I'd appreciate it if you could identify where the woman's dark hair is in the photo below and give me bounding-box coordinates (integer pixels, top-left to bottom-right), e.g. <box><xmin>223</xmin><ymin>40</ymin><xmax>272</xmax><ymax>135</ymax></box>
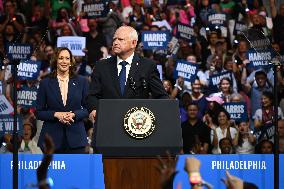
<box><xmin>49</xmin><ymin>47</ymin><xmax>76</xmax><ymax>78</ymax></box>
<box><xmin>219</xmin><ymin>77</ymin><xmax>233</xmax><ymax>94</ymax></box>
<box><xmin>217</xmin><ymin>109</ymin><xmax>231</xmax><ymax>122</ymax></box>
<box><xmin>206</xmin><ymin>101</ymin><xmax>227</xmax><ymax>125</ymax></box>
<box><xmin>23</xmin><ymin>122</ymin><xmax>37</xmax><ymax>139</ymax></box>
<box><xmin>262</xmin><ymin>91</ymin><xmax>274</xmax><ymax>105</ymax></box>
<box><xmin>255</xmin><ymin>139</ymin><xmax>274</xmax><ymax>154</ymax></box>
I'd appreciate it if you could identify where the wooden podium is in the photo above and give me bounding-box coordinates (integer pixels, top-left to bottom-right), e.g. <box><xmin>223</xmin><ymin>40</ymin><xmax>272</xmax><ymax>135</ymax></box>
<box><xmin>103</xmin><ymin>158</ymin><xmax>162</xmax><ymax>189</ymax></box>
<box><xmin>95</xmin><ymin>100</ymin><xmax>182</xmax><ymax>188</ymax></box>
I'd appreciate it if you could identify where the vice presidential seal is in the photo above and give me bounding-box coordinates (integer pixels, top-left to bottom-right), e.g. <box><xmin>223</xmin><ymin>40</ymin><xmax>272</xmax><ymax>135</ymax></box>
<box><xmin>123</xmin><ymin>107</ymin><xmax>156</xmax><ymax>139</ymax></box>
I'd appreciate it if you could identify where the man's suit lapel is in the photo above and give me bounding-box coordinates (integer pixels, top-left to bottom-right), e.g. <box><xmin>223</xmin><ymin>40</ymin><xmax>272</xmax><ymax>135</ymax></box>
<box><xmin>108</xmin><ymin>56</ymin><xmax>121</xmax><ymax>96</ymax></box>
<box><xmin>124</xmin><ymin>54</ymin><xmax>140</xmax><ymax>97</ymax></box>
<box><xmin>48</xmin><ymin>78</ymin><xmax>64</xmax><ymax>107</ymax></box>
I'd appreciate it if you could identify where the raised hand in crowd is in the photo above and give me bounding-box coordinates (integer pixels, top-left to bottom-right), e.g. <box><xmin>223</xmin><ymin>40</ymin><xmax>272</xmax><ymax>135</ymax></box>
<box><xmin>184</xmin><ymin>157</ymin><xmax>203</xmax><ymax>189</ymax></box>
<box><xmin>156</xmin><ymin>152</ymin><xmax>178</xmax><ymax>189</ymax></box>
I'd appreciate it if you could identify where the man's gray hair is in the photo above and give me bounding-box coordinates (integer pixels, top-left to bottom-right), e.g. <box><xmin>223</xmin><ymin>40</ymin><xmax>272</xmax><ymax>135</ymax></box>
<box><xmin>129</xmin><ymin>28</ymin><xmax>138</xmax><ymax>41</ymax></box>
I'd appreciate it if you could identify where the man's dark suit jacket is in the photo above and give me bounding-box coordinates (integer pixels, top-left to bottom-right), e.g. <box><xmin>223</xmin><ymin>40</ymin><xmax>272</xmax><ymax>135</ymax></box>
<box><xmin>36</xmin><ymin>75</ymin><xmax>89</xmax><ymax>151</ymax></box>
<box><xmin>86</xmin><ymin>53</ymin><xmax>168</xmax><ymax>111</ymax></box>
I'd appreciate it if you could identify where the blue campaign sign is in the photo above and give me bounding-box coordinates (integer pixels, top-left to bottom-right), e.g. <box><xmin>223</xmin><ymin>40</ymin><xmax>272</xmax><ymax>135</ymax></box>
<box><xmin>82</xmin><ymin>1</ymin><xmax>109</xmax><ymax>18</ymax></box>
<box><xmin>173</xmin><ymin>60</ymin><xmax>199</xmax><ymax>82</ymax></box>
<box><xmin>18</xmin><ymin>60</ymin><xmax>41</xmax><ymax>80</ymax></box>
<box><xmin>209</xmin><ymin>71</ymin><xmax>232</xmax><ymax>92</ymax></box>
<box><xmin>0</xmin><ymin>154</ymin><xmax>105</xmax><ymax>189</ymax></box>
<box><xmin>6</xmin><ymin>43</ymin><xmax>32</xmax><ymax>61</ymax></box>
<box><xmin>280</xmin><ymin>155</ymin><xmax>284</xmax><ymax>189</ymax></box>
<box><xmin>142</xmin><ymin>31</ymin><xmax>170</xmax><ymax>50</ymax></box>
<box><xmin>247</xmin><ymin>49</ymin><xmax>274</xmax><ymax>69</ymax></box>
<box><xmin>17</xmin><ymin>85</ymin><xmax>38</xmax><ymax>108</ymax></box>
<box><xmin>223</xmin><ymin>102</ymin><xmax>248</xmax><ymax>122</ymax></box>
<box><xmin>0</xmin><ymin>115</ymin><xmax>23</xmax><ymax>136</ymax></box>
<box><xmin>174</xmin><ymin>154</ymin><xmax>274</xmax><ymax>189</ymax></box>
<box><xmin>176</xmin><ymin>23</ymin><xmax>196</xmax><ymax>43</ymax></box>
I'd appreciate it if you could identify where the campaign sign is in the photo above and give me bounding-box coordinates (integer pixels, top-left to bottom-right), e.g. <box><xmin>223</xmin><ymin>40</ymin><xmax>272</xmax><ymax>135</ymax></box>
<box><xmin>208</xmin><ymin>13</ymin><xmax>227</xmax><ymax>26</ymax></box>
<box><xmin>17</xmin><ymin>86</ymin><xmax>38</xmax><ymax>108</ymax></box>
<box><xmin>245</xmin><ymin>28</ymin><xmax>271</xmax><ymax>50</ymax></box>
<box><xmin>174</xmin><ymin>154</ymin><xmax>274</xmax><ymax>189</ymax></box>
<box><xmin>17</xmin><ymin>60</ymin><xmax>41</xmax><ymax>80</ymax></box>
<box><xmin>0</xmin><ymin>114</ymin><xmax>23</xmax><ymax>136</ymax></box>
<box><xmin>57</xmin><ymin>36</ymin><xmax>86</xmax><ymax>56</ymax></box>
<box><xmin>223</xmin><ymin>102</ymin><xmax>248</xmax><ymax>122</ymax></box>
<box><xmin>233</xmin><ymin>21</ymin><xmax>248</xmax><ymax>35</ymax></box>
<box><xmin>280</xmin><ymin>155</ymin><xmax>284</xmax><ymax>189</ymax></box>
<box><xmin>142</xmin><ymin>31</ymin><xmax>170</xmax><ymax>50</ymax></box>
<box><xmin>247</xmin><ymin>49</ymin><xmax>274</xmax><ymax>69</ymax></box>
<box><xmin>173</xmin><ymin>60</ymin><xmax>199</xmax><ymax>82</ymax></box>
<box><xmin>6</xmin><ymin>43</ymin><xmax>32</xmax><ymax>61</ymax></box>
<box><xmin>209</xmin><ymin>71</ymin><xmax>232</xmax><ymax>92</ymax></box>
<box><xmin>0</xmin><ymin>95</ymin><xmax>13</xmax><ymax>115</ymax></box>
<box><xmin>82</xmin><ymin>1</ymin><xmax>109</xmax><ymax>18</ymax></box>
<box><xmin>0</xmin><ymin>154</ymin><xmax>105</xmax><ymax>189</ymax></box>
<box><xmin>176</xmin><ymin>23</ymin><xmax>196</xmax><ymax>43</ymax></box>
<box><xmin>254</xmin><ymin>123</ymin><xmax>275</xmax><ymax>143</ymax></box>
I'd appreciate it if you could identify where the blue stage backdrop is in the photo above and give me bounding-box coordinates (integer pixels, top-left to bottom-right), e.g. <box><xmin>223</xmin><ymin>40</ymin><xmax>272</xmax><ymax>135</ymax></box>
<box><xmin>0</xmin><ymin>154</ymin><xmax>105</xmax><ymax>189</ymax></box>
<box><xmin>280</xmin><ymin>154</ymin><xmax>284</xmax><ymax>189</ymax></box>
<box><xmin>174</xmin><ymin>154</ymin><xmax>274</xmax><ymax>189</ymax></box>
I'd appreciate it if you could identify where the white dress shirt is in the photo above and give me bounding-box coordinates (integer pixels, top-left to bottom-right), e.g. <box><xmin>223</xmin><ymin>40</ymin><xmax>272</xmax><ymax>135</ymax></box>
<box><xmin>117</xmin><ymin>53</ymin><xmax>134</xmax><ymax>84</ymax></box>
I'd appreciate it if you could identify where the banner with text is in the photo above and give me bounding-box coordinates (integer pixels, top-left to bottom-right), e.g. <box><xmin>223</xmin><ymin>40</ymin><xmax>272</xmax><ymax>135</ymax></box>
<box><xmin>57</xmin><ymin>36</ymin><xmax>86</xmax><ymax>56</ymax></box>
<box><xmin>0</xmin><ymin>115</ymin><xmax>23</xmax><ymax>136</ymax></box>
<box><xmin>6</xmin><ymin>43</ymin><xmax>32</xmax><ymax>61</ymax></box>
<box><xmin>223</xmin><ymin>102</ymin><xmax>248</xmax><ymax>122</ymax></box>
<box><xmin>208</xmin><ymin>13</ymin><xmax>227</xmax><ymax>26</ymax></box>
<box><xmin>18</xmin><ymin>60</ymin><xmax>41</xmax><ymax>80</ymax></box>
<box><xmin>247</xmin><ymin>49</ymin><xmax>274</xmax><ymax>69</ymax></box>
<box><xmin>174</xmin><ymin>60</ymin><xmax>199</xmax><ymax>82</ymax></box>
<box><xmin>174</xmin><ymin>154</ymin><xmax>273</xmax><ymax>189</ymax></box>
<box><xmin>0</xmin><ymin>154</ymin><xmax>105</xmax><ymax>189</ymax></box>
<box><xmin>176</xmin><ymin>23</ymin><xmax>196</xmax><ymax>43</ymax></box>
<box><xmin>142</xmin><ymin>31</ymin><xmax>170</xmax><ymax>50</ymax></box>
<box><xmin>0</xmin><ymin>95</ymin><xmax>13</xmax><ymax>115</ymax></box>
<box><xmin>17</xmin><ymin>86</ymin><xmax>38</xmax><ymax>108</ymax></box>
<box><xmin>209</xmin><ymin>71</ymin><xmax>233</xmax><ymax>92</ymax></box>
<box><xmin>82</xmin><ymin>1</ymin><xmax>109</xmax><ymax>18</ymax></box>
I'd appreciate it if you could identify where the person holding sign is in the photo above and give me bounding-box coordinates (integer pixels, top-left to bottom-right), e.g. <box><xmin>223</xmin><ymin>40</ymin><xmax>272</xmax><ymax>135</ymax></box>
<box><xmin>87</xmin><ymin>26</ymin><xmax>168</xmax><ymax>122</ymax></box>
<box><xmin>36</xmin><ymin>47</ymin><xmax>89</xmax><ymax>153</ymax></box>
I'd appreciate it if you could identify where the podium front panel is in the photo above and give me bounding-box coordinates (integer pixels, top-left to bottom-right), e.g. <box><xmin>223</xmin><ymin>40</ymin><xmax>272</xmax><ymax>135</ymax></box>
<box><xmin>95</xmin><ymin>99</ymin><xmax>182</xmax><ymax>156</ymax></box>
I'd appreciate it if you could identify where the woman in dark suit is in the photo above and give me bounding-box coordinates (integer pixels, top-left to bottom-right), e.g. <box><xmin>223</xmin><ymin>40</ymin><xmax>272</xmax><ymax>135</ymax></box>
<box><xmin>36</xmin><ymin>47</ymin><xmax>89</xmax><ymax>153</ymax></box>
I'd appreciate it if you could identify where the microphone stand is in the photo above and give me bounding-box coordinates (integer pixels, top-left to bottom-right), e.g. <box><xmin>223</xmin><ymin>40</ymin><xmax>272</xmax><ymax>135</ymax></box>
<box><xmin>12</xmin><ymin>60</ymin><xmax>20</xmax><ymax>189</ymax></box>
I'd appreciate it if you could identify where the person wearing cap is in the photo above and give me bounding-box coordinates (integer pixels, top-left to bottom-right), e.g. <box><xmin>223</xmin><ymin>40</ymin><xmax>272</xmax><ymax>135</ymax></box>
<box><xmin>203</xmin><ymin>94</ymin><xmax>226</xmax><ymax>129</ymax></box>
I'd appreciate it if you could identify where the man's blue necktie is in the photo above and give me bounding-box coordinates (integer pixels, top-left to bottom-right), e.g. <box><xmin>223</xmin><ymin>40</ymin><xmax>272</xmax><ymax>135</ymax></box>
<box><xmin>119</xmin><ymin>61</ymin><xmax>127</xmax><ymax>95</ymax></box>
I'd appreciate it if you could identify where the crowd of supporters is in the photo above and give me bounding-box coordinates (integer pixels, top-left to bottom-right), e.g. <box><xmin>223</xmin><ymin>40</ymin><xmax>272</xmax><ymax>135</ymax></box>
<box><xmin>0</xmin><ymin>0</ymin><xmax>284</xmax><ymax>154</ymax></box>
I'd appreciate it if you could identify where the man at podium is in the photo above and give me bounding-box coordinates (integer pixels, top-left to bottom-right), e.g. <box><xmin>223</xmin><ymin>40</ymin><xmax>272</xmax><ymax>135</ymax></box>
<box><xmin>87</xmin><ymin>26</ymin><xmax>168</xmax><ymax>122</ymax></box>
